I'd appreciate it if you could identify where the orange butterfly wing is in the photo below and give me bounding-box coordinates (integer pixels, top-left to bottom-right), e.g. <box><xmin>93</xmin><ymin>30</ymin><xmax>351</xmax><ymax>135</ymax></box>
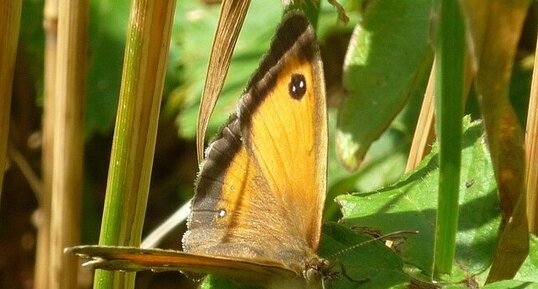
<box><xmin>183</xmin><ymin>13</ymin><xmax>327</xmax><ymax>274</ymax></box>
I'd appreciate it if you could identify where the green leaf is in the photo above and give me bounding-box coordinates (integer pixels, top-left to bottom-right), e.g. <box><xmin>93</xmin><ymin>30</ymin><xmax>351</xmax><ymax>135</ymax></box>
<box><xmin>336</xmin><ymin>0</ymin><xmax>433</xmax><ymax>170</ymax></box>
<box><xmin>325</xmin><ymin>74</ymin><xmax>427</xmax><ymax>221</ymax></box>
<box><xmin>318</xmin><ymin>223</ymin><xmax>410</xmax><ymax>289</ymax></box>
<box><xmin>337</xmin><ymin>118</ymin><xmax>500</xmax><ymax>283</ymax></box>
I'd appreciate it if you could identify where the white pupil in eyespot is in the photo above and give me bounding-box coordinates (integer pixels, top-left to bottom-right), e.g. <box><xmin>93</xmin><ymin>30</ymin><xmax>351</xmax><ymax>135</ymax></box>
<box><xmin>292</xmin><ymin>80</ymin><xmax>305</xmax><ymax>92</ymax></box>
<box><xmin>217</xmin><ymin>209</ymin><xmax>226</xmax><ymax>218</ymax></box>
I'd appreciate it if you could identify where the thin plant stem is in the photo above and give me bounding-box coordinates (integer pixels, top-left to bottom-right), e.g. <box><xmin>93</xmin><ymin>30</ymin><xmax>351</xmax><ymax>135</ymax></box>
<box><xmin>432</xmin><ymin>0</ymin><xmax>465</xmax><ymax>276</ymax></box>
<box><xmin>49</xmin><ymin>0</ymin><xmax>88</xmax><ymax>288</ymax></box>
<box><xmin>93</xmin><ymin>1</ymin><xmax>177</xmax><ymax>288</ymax></box>
<box><xmin>406</xmin><ymin>60</ymin><xmax>436</xmax><ymax>172</ymax></box>
<box><xmin>35</xmin><ymin>0</ymin><xmax>58</xmax><ymax>288</ymax></box>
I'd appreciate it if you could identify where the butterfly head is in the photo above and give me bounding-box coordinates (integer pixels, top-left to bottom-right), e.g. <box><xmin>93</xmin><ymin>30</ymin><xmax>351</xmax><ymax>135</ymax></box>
<box><xmin>303</xmin><ymin>257</ymin><xmax>337</xmax><ymax>285</ymax></box>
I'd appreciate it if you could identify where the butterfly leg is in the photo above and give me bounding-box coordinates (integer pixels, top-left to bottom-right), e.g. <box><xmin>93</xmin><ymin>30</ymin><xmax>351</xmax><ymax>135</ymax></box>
<box><xmin>337</xmin><ymin>261</ymin><xmax>369</xmax><ymax>285</ymax></box>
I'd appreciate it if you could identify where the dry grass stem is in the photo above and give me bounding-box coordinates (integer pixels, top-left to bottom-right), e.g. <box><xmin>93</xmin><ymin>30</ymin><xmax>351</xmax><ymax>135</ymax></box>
<box><xmin>34</xmin><ymin>1</ymin><xmax>58</xmax><ymax>288</ymax></box>
<box><xmin>48</xmin><ymin>0</ymin><xmax>88</xmax><ymax>288</ymax></box>
<box><xmin>406</xmin><ymin>60</ymin><xmax>436</xmax><ymax>172</ymax></box>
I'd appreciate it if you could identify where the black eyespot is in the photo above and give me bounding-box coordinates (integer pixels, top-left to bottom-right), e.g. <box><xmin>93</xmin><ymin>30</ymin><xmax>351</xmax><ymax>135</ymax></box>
<box><xmin>288</xmin><ymin>73</ymin><xmax>307</xmax><ymax>100</ymax></box>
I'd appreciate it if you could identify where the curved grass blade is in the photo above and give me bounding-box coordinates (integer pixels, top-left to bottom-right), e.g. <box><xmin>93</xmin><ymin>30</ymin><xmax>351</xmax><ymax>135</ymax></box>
<box><xmin>525</xmin><ymin>33</ymin><xmax>538</xmax><ymax>234</ymax></box>
<box><xmin>196</xmin><ymin>0</ymin><xmax>251</xmax><ymax>163</ymax></box>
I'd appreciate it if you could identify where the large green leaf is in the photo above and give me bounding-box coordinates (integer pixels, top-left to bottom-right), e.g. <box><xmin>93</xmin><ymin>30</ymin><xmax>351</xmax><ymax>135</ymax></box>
<box><xmin>336</xmin><ymin>0</ymin><xmax>433</xmax><ymax>171</ymax></box>
<box><xmin>337</xmin><ymin>118</ymin><xmax>500</xmax><ymax>283</ymax></box>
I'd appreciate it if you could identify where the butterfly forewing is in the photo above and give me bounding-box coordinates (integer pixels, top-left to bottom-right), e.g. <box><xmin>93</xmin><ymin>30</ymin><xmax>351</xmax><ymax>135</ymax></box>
<box><xmin>240</xmin><ymin>22</ymin><xmax>327</xmax><ymax>253</ymax></box>
<box><xmin>184</xmin><ymin>14</ymin><xmax>327</xmax><ymax>273</ymax></box>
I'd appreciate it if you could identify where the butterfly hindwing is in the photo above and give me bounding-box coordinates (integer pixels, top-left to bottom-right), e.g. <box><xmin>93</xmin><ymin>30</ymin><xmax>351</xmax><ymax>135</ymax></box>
<box><xmin>66</xmin><ymin>245</ymin><xmax>296</xmax><ymax>283</ymax></box>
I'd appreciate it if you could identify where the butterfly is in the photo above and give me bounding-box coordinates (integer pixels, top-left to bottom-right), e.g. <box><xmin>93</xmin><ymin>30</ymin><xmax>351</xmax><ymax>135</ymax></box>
<box><xmin>68</xmin><ymin>12</ymin><xmax>330</xmax><ymax>289</ymax></box>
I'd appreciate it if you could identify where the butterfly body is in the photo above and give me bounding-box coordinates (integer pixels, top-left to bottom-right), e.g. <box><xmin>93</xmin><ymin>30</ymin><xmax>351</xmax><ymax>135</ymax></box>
<box><xmin>68</xmin><ymin>12</ymin><xmax>328</xmax><ymax>289</ymax></box>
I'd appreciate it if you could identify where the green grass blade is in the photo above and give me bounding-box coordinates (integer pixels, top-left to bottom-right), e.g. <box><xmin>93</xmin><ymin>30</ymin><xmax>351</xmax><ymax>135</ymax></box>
<box><xmin>93</xmin><ymin>1</ymin><xmax>177</xmax><ymax>288</ymax></box>
<box><xmin>433</xmin><ymin>0</ymin><xmax>465</xmax><ymax>277</ymax></box>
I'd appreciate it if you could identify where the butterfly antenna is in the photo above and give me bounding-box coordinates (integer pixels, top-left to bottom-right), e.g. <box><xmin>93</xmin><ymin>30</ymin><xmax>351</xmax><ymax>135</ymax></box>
<box><xmin>327</xmin><ymin>230</ymin><xmax>419</xmax><ymax>259</ymax></box>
